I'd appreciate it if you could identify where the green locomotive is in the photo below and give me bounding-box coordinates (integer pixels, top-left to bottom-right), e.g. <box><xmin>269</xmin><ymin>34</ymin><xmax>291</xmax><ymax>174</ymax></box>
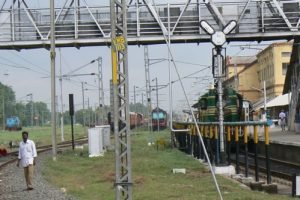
<box><xmin>193</xmin><ymin>87</ymin><xmax>244</xmax><ymax>122</ymax></box>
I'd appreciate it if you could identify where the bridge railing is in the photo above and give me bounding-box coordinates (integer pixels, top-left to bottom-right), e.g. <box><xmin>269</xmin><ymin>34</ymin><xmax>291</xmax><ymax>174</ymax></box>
<box><xmin>172</xmin><ymin>120</ymin><xmax>272</xmax><ymax>184</ymax></box>
<box><xmin>0</xmin><ymin>1</ymin><xmax>300</xmax><ymax>45</ymax></box>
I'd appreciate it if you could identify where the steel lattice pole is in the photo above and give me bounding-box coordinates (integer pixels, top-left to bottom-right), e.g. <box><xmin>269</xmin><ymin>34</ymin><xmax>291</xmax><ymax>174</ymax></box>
<box><xmin>110</xmin><ymin>0</ymin><xmax>132</xmax><ymax>199</ymax></box>
<box><xmin>144</xmin><ymin>46</ymin><xmax>152</xmax><ymax>133</ymax></box>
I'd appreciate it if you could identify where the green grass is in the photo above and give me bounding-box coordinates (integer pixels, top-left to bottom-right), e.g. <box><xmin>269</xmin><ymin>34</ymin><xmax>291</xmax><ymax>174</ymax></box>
<box><xmin>42</xmin><ymin>129</ymin><xmax>293</xmax><ymax>200</ymax></box>
<box><xmin>0</xmin><ymin>125</ymin><xmax>87</xmax><ymax>150</ymax></box>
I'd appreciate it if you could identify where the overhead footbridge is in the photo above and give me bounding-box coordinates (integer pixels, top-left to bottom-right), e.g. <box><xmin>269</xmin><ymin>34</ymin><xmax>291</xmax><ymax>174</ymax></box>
<box><xmin>1</xmin><ymin>0</ymin><xmax>300</xmax><ymax>49</ymax></box>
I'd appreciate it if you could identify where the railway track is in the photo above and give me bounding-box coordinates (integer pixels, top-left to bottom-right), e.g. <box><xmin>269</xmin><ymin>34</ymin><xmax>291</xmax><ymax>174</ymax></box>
<box><xmin>231</xmin><ymin>152</ymin><xmax>300</xmax><ymax>182</ymax></box>
<box><xmin>0</xmin><ymin>137</ymin><xmax>88</xmax><ymax>170</ymax></box>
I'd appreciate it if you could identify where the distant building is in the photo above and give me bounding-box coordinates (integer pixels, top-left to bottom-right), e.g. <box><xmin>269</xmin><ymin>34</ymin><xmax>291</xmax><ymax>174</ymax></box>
<box><xmin>224</xmin><ymin>42</ymin><xmax>292</xmax><ymax>106</ymax></box>
<box><xmin>224</xmin><ymin>56</ymin><xmax>259</xmax><ymax>102</ymax></box>
<box><xmin>257</xmin><ymin>42</ymin><xmax>292</xmax><ymax>99</ymax></box>
<box><xmin>225</xmin><ymin>56</ymin><xmax>256</xmax><ymax>80</ymax></box>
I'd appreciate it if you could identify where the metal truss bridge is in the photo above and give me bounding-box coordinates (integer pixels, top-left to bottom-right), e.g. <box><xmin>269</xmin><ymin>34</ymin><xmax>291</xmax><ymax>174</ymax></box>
<box><xmin>2</xmin><ymin>1</ymin><xmax>300</xmax><ymax>199</ymax></box>
<box><xmin>1</xmin><ymin>0</ymin><xmax>300</xmax><ymax>49</ymax></box>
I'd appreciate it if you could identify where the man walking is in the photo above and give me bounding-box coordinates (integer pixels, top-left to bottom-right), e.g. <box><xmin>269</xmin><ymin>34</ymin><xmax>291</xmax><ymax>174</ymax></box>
<box><xmin>17</xmin><ymin>131</ymin><xmax>37</xmax><ymax>190</ymax></box>
<box><xmin>279</xmin><ymin>110</ymin><xmax>286</xmax><ymax>131</ymax></box>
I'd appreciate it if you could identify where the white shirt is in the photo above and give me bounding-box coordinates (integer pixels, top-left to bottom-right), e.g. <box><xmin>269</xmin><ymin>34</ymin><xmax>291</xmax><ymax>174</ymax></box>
<box><xmin>279</xmin><ymin>112</ymin><xmax>286</xmax><ymax>120</ymax></box>
<box><xmin>18</xmin><ymin>139</ymin><xmax>37</xmax><ymax>167</ymax></box>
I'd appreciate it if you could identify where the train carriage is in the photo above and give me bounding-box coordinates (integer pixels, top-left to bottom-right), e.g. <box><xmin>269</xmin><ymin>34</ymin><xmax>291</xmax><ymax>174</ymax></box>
<box><xmin>151</xmin><ymin>107</ymin><xmax>168</xmax><ymax>131</ymax></box>
<box><xmin>5</xmin><ymin>116</ymin><xmax>22</xmax><ymax>131</ymax></box>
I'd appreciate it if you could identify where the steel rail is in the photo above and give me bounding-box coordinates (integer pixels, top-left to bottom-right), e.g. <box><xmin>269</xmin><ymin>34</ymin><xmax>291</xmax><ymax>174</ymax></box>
<box><xmin>0</xmin><ymin>137</ymin><xmax>88</xmax><ymax>170</ymax></box>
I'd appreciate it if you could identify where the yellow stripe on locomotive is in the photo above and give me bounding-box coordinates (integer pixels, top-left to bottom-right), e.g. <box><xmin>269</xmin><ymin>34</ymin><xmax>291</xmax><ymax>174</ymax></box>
<box><xmin>193</xmin><ymin>87</ymin><xmax>246</xmax><ymax>122</ymax></box>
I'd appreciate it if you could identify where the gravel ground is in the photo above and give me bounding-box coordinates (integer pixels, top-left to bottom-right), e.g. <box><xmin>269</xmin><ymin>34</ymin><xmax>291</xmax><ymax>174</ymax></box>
<box><xmin>0</xmin><ymin>153</ymin><xmax>77</xmax><ymax>200</ymax></box>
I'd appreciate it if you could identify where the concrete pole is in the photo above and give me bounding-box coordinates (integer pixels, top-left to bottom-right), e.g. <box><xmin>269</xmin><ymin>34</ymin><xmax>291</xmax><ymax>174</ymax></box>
<box><xmin>31</xmin><ymin>94</ymin><xmax>33</xmax><ymax>127</ymax></box>
<box><xmin>134</xmin><ymin>86</ymin><xmax>138</xmax><ymax>128</ymax></box>
<box><xmin>97</xmin><ymin>57</ymin><xmax>104</xmax><ymax>125</ymax></box>
<box><xmin>263</xmin><ymin>80</ymin><xmax>267</xmax><ymax>118</ymax></box>
<box><xmin>50</xmin><ymin>0</ymin><xmax>57</xmax><ymax>160</ymax></box>
<box><xmin>88</xmin><ymin>97</ymin><xmax>90</xmax><ymax>127</ymax></box>
<box><xmin>217</xmin><ymin>48</ymin><xmax>225</xmax><ymax>163</ymax></box>
<box><xmin>2</xmin><ymin>91</ymin><xmax>4</xmax><ymax>130</ymax></box>
<box><xmin>134</xmin><ymin>86</ymin><xmax>136</xmax><ymax>106</ymax></box>
<box><xmin>97</xmin><ymin>59</ymin><xmax>101</xmax><ymax>125</ymax></box>
<box><xmin>155</xmin><ymin>78</ymin><xmax>159</xmax><ymax>132</ymax></box>
<box><xmin>144</xmin><ymin>46</ymin><xmax>152</xmax><ymax>133</ymax></box>
<box><xmin>59</xmin><ymin>48</ymin><xmax>64</xmax><ymax>141</ymax></box>
<box><xmin>81</xmin><ymin>82</ymin><xmax>86</xmax><ymax>126</ymax></box>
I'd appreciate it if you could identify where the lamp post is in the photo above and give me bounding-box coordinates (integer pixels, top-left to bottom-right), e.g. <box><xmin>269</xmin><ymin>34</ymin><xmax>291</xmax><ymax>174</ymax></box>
<box><xmin>200</xmin><ymin>20</ymin><xmax>237</xmax><ymax>164</ymax></box>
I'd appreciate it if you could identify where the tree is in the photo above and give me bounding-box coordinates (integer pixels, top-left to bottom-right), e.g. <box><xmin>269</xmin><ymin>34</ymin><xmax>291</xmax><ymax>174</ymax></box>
<box><xmin>129</xmin><ymin>102</ymin><xmax>147</xmax><ymax>115</ymax></box>
<box><xmin>0</xmin><ymin>83</ymin><xmax>16</xmax><ymax>128</ymax></box>
<box><xmin>33</xmin><ymin>102</ymin><xmax>50</xmax><ymax>126</ymax></box>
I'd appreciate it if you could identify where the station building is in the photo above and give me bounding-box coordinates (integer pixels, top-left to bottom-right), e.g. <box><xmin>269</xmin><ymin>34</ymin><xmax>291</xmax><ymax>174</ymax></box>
<box><xmin>224</xmin><ymin>42</ymin><xmax>293</xmax><ymax>119</ymax></box>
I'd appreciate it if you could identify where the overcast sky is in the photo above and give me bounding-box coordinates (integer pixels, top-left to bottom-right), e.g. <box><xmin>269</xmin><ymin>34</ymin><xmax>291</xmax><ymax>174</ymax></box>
<box><xmin>0</xmin><ymin>0</ymin><xmax>269</xmax><ymax>114</ymax></box>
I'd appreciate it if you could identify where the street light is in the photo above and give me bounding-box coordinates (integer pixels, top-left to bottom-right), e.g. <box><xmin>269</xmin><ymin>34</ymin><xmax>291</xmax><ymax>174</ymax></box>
<box><xmin>200</xmin><ymin>20</ymin><xmax>237</xmax><ymax>165</ymax></box>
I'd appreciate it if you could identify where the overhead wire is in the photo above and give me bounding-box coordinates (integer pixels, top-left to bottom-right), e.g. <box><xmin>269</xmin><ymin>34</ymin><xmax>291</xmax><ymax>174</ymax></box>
<box><xmin>0</xmin><ymin>62</ymin><xmax>49</xmax><ymax>76</ymax></box>
<box><xmin>64</xmin><ymin>56</ymin><xmax>99</xmax><ymax>76</ymax></box>
<box><xmin>10</xmin><ymin>51</ymin><xmax>50</xmax><ymax>74</ymax></box>
<box><xmin>0</xmin><ymin>52</ymin><xmax>51</xmax><ymax>76</ymax></box>
<box><xmin>164</xmin><ymin>41</ymin><xmax>224</xmax><ymax>200</ymax></box>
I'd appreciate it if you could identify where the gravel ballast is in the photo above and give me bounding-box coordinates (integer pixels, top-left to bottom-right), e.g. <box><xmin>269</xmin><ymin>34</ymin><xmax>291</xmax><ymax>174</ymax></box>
<box><xmin>0</xmin><ymin>154</ymin><xmax>77</xmax><ymax>200</ymax></box>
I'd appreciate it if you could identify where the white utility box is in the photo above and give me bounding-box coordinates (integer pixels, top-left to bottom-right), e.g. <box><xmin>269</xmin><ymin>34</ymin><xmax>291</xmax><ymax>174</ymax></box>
<box><xmin>95</xmin><ymin>125</ymin><xmax>111</xmax><ymax>149</ymax></box>
<box><xmin>88</xmin><ymin>128</ymin><xmax>104</xmax><ymax>157</ymax></box>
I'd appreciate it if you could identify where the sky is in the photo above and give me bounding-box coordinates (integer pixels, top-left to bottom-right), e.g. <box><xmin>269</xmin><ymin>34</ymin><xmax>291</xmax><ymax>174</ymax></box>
<box><xmin>0</xmin><ymin>0</ymin><xmax>270</xmax><ymax>115</ymax></box>
<box><xmin>0</xmin><ymin>38</ymin><xmax>264</xmax><ymax>114</ymax></box>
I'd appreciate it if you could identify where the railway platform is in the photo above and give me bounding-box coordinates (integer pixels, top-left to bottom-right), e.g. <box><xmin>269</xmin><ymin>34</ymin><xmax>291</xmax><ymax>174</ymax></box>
<box><xmin>258</xmin><ymin>125</ymin><xmax>300</xmax><ymax>168</ymax></box>
<box><xmin>264</xmin><ymin>126</ymin><xmax>300</xmax><ymax>146</ymax></box>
